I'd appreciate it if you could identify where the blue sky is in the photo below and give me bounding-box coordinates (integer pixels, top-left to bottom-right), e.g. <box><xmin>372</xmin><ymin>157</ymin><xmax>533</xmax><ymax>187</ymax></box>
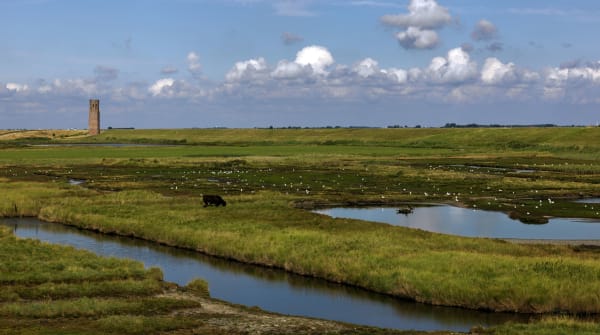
<box><xmin>1</xmin><ymin>0</ymin><xmax>600</xmax><ymax>129</ymax></box>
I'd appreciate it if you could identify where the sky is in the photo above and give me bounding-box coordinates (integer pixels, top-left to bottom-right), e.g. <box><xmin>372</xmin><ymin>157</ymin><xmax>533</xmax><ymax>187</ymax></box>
<box><xmin>1</xmin><ymin>0</ymin><xmax>600</xmax><ymax>129</ymax></box>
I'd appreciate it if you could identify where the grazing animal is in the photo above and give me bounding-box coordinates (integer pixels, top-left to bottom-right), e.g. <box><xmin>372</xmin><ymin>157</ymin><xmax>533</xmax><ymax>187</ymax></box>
<box><xmin>203</xmin><ymin>194</ymin><xmax>227</xmax><ymax>207</ymax></box>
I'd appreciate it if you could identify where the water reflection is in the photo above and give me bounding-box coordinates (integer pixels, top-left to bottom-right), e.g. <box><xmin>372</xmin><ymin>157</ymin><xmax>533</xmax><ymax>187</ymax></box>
<box><xmin>68</xmin><ymin>179</ymin><xmax>86</xmax><ymax>185</ymax></box>
<box><xmin>315</xmin><ymin>206</ymin><xmax>600</xmax><ymax>240</ymax></box>
<box><xmin>575</xmin><ymin>198</ymin><xmax>600</xmax><ymax>204</ymax></box>
<box><xmin>1</xmin><ymin>217</ymin><xmax>528</xmax><ymax>332</ymax></box>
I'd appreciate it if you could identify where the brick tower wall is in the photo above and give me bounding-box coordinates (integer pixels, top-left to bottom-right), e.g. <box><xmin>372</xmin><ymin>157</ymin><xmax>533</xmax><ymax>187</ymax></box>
<box><xmin>88</xmin><ymin>99</ymin><xmax>100</xmax><ymax>135</ymax></box>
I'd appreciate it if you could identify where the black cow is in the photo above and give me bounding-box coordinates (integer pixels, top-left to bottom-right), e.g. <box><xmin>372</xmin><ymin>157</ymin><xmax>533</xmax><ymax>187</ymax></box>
<box><xmin>203</xmin><ymin>194</ymin><xmax>227</xmax><ymax>207</ymax></box>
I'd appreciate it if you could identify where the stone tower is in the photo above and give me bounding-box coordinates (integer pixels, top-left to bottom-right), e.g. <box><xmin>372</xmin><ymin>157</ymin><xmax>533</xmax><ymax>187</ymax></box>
<box><xmin>88</xmin><ymin>99</ymin><xmax>100</xmax><ymax>135</ymax></box>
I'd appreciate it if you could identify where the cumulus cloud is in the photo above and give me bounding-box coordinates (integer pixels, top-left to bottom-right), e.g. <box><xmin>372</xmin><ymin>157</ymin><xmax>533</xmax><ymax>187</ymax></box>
<box><xmin>426</xmin><ymin>47</ymin><xmax>478</xmax><ymax>83</ymax></box>
<box><xmin>293</xmin><ymin>45</ymin><xmax>335</xmax><ymax>75</ymax></box>
<box><xmin>187</xmin><ymin>52</ymin><xmax>202</xmax><ymax>75</ymax></box>
<box><xmin>381</xmin><ymin>0</ymin><xmax>452</xmax><ymax>50</ymax></box>
<box><xmin>347</xmin><ymin>58</ymin><xmax>411</xmax><ymax>85</ymax></box>
<box><xmin>545</xmin><ymin>65</ymin><xmax>600</xmax><ymax>85</ymax></box>
<box><xmin>353</xmin><ymin>58</ymin><xmax>380</xmax><ymax>78</ymax></box>
<box><xmin>481</xmin><ymin>58</ymin><xmax>516</xmax><ymax>85</ymax></box>
<box><xmin>281</xmin><ymin>32</ymin><xmax>304</xmax><ymax>45</ymax></box>
<box><xmin>225</xmin><ymin>57</ymin><xmax>268</xmax><ymax>82</ymax></box>
<box><xmin>471</xmin><ymin>19</ymin><xmax>498</xmax><ymax>41</ymax></box>
<box><xmin>380</xmin><ymin>0</ymin><xmax>452</xmax><ymax>29</ymax></box>
<box><xmin>396</xmin><ymin>26</ymin><xmax>439</xmax><ymax>49</ymax></box>
<box><xmin>8</xmin><ymin>40</ymin><xmax>600</xmax><ymax>125</ymax></box>
<box><xmin>149</xmin><ymin>78</ymin><xmax>175</xmax><ymax>96</ymax></box>
<box><xmin>540</xmin><ymin>63</ymin><xmax>600</xmax><ymax>101</ymax></box>
<box><xmin>6</xmin><ymin>83</ymin><xmax>29</xmax><ymax>92</ymax></box>
<box><xmin>224</xmin><ymin>47</ymin><xmax>336</xmax><ymax>90</ymax></box>
<box><xmin>51</xmin><ymin>78</ymin><xmax>98</xmax><ymax>95</ymax></box>
<box><xmin>385</xmin><ymin>68</ymin><xmax>409</xmax><ymax>84</ymax></box>
<box><xmin>147</xmin><ymin>78</ymin><xmax>206</xmax><ymax>98</ymax></box>
<box><xmin>271</xmin><ymin>60</ymin><xmax>310</xmax><ymax>79</ymax></box>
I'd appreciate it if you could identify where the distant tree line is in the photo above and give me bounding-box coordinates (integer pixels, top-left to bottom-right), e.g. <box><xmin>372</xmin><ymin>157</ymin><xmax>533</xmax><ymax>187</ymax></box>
<box><xmin>442</xmin><ymin>123</ymin><xmax>558</xmax><ymax>128</ymax></box>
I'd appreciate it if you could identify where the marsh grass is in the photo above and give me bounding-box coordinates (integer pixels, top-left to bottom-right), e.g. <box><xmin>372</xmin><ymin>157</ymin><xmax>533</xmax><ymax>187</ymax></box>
<box><xmin>480</xmin><ymin>316</ymin><xmax>600</xmax><ymax>335</ymax></box>
<box><xmin>0</xmin><ymin>225</ymin><xmax>210</xmax><ymax>334</ymax></box>
<box><xmin>0</xmin><ymin>296</ymin><xmax>200</xmax><ymax>318</ymax></box>
<box><xmin>28</xmin><ymin>188</ymin><xmax>600</xmax><ymax>313</ymax></box>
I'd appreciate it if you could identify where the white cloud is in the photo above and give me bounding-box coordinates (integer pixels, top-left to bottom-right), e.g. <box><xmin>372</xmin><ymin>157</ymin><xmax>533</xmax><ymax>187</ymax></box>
<box><xmin>380</xmin><ymin>0</ymin><xmax>451</xmax><ymax>29</ymax></box>
<box><xmin>471</xmin><ymin>19</ymin><xmax>498</xmax><ymax>41</ymax></box>
<box><xmin>149</xmin><ymin>78</ymin><xmax>175</xmax><ymax>96</ymax></box>
<box><xmin>7</xmin><ymin>40</ymin><xmax>600</xmax><ymax>125</ymax></box>
<box><xmin>225</xmin><ymin>57</ymin><xmax>268</xmax><ymax>82</ymax></box>
<box><xmin>271</xmin><ymin>60</ymin><xmax>309</xmax><ymax>79</ymax></box>
<box><xmin>542</xmin><ymin>64</ymin><xmax>600</xmax><ymax>101</ymax></box>
<box><xmin>385</xmin><ymin>68</ymin><xmax>409</xmax><ymax>84</ymax></box>
<box><xmin>187</xmin><ymin>52</ymin><xmax>202</xmax><ymax>75</ymax></box>
<box><xmin>353</xmin><ymin>58</ymin><xmax>380</xmax><ymax>78</ymax></box>
<box><xmin>352</xmin><ymin>58</ymin><xmax>409</xmax><ymax>84</ymax></box>
<box><xmin>37</xmin><ymin>84</ymin><xmax>52</xmax><ymax>94</ymax></box>
<box><xmin>6</xmin><ymin>83</ymin><xmax>29</xmax><ymax>92</ymax></box>
<box><xmin>545</xmin><ymin>66</ymin><xmax>600</xmax><ymax>86</ymax></box>
<box><xmin>426</xmin><ymin>47</ymin><xmax>478</xmax><ymax>83</ymax></box>
<box><xmin>52</xmin><ymin>78</ymin><xmax>97</xmax><ymax>95</ymax></box>
<box><xmin>396</xmin><ymin>27</ymin><xmax>439</xmax><ymax>49</ymax></box>
<box><xmin>381</xmin><ymin>0</ymin><xmax>452</xmax><ymax>50</ymax></box>
<box><xmin>272</xmin><ymin>45</ymin><xmax>335</xmax><ymax>78</ymax></box>
<box><xmin>481</xmin><ymin>58</ymin><xmax>516</xmax><ymax>85</ymax></box>
<box><xmin>294</xmin><ymin>45</ymin><xmax>335</xmax><ymax>75</ymax></box>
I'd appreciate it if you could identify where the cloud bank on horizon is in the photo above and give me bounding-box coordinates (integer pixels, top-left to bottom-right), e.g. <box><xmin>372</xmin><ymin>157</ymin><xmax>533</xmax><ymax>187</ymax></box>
<box><xmin>1</xmin><ymin>0</ymin><xmax>600</xmax><ymax>128</ymax></box>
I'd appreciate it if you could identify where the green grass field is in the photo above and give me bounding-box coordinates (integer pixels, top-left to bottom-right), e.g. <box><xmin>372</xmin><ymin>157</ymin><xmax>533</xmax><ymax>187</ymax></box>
<box><xmin>2</xmin><ymin>127</ymin><xmax>600</xmax><ymax>334</ymax></box>
<box><xmin>0</xmin><ymin>225</ymin><xmax>207</xmax><ymax>334</ymax></box>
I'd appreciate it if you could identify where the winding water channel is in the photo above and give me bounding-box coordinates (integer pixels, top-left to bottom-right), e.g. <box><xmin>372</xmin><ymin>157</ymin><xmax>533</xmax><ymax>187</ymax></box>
<box><xmin>315</xmin><ymin>205</ymin><xmax>600</xmax><ymax>240</ymax></box>
<box><xmin>1</xmin><ymin>217</ymin><xmax>528</xmax><ymax>332</ymax></box>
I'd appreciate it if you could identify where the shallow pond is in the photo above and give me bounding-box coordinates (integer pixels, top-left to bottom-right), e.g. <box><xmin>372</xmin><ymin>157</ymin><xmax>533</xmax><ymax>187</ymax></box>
<box><xmin>575</xmin><ymin>198</ymin><xmax>600</xmax><ymax>204</ymax></box>
<box><xmin>1</xmin><ymin>217</ymin><xmax>528</xmax><ymax>332</ymax></box>
<box><xmin>314</xmin><ymin>205</ymin><xmax>600</xmax><ymax>240</ymax></box>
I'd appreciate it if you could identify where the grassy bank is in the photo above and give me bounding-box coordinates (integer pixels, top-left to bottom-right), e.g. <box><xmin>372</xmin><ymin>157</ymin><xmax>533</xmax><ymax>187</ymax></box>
<box><xmin>0</xmin><ymin>224</ymin><xmax>420</xmax><ymax>335</ymax></box>
<box><xmin>78</xmin><ymin>127</ymin><xmax>600</xmax><ymax>152</ymax></box>
<box><xmin>476</xmin><ymin>317</ymin><xmax>600</xmax><ymax>335</ymax></box>
<box><xmin>0</xmin><ymin>225</ymin><xmax>205</xmax><ymax>334</ymax></box>
<box><xmin>27</xmin><ymin>188</ymin><xmax>600</xmax><ymax>314</ymax></box>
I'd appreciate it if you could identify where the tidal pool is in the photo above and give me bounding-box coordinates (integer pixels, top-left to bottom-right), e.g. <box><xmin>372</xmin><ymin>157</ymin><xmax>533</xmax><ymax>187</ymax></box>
<box><xmin>314</xmin><ymin>205</ymin><xmax>600</xmax><ymax>240</ymax></box>
<box><xmin>1</xmin><ymin>217</ymin><xmax>528</xmax><ymax>332</ymax></box>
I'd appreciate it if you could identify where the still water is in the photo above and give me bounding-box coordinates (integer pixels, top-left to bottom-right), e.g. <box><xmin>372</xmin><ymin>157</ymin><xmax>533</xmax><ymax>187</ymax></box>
<box><xmin>1</xmin><ymin>217</ymin><xmax>528</xmax><ymax>332</ymax></box>
<box><xmin>575</xmin><ymin>198</ymin><xmax>600</xmax><ymax>204</ymax></box>
<box><xmin>314</xmin><ymin>205</ymin><xmax>600</xmax><ymax>240</ymax></box>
